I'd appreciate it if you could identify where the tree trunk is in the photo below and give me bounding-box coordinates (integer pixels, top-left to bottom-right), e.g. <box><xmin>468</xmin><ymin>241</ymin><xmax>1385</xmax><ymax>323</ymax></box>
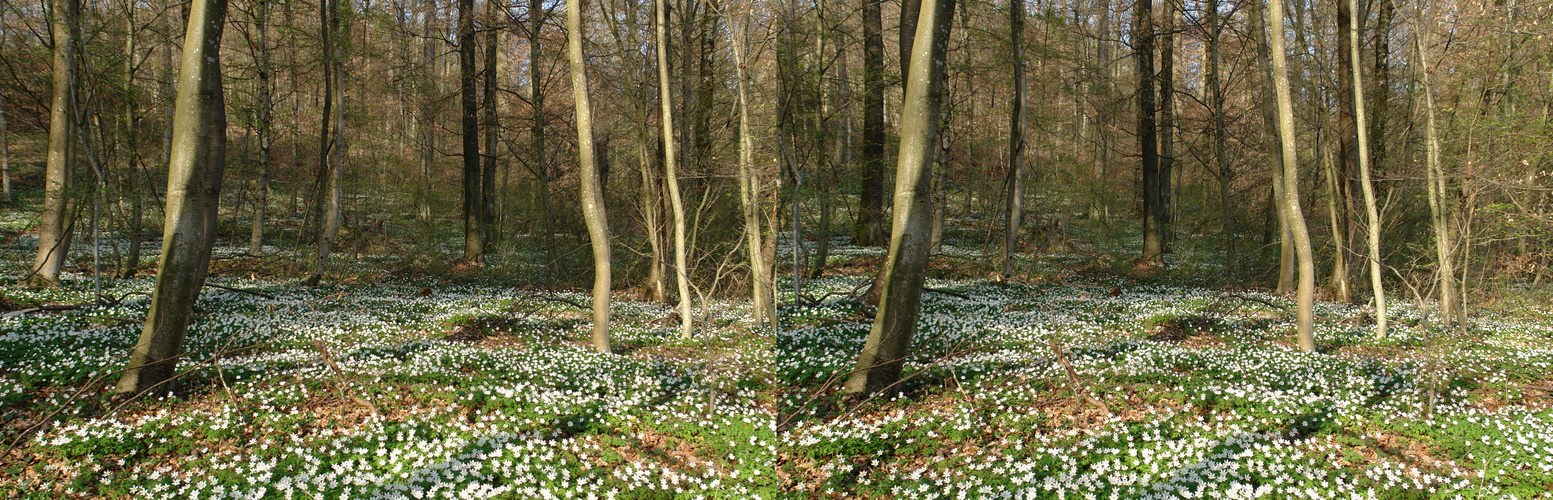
<box><xmin>30</xmin><ymin>0</ymin><xmax>81</xmax><ymax>288</ymax></box>
<box><xmin>460</xmin><ymin>0</ymin><xmax>485</xmax><ymax>264</ymax></box>
<box><xmin>730</xmin><ymin>10</ymin><xmax>775</xmax><ymax>328</ymax></box>
<box><xmin>1207</xmin><ymin>0</ymin><xmax>1234</xmax><ymax>274</ymax></box>
<box><xmin>1002</xmin><ymin>0</ymin><xmax>1025</xmax><ymax>278</ymax></box>
<box><xmin>417</xmin><ymin>0</ymin><xmax>438</xmax><ymax>223</ymax></box>
<box><xmin>1414</xmin><ymin>24</ymin><xmax>1462</xmax><ymax>327</ymax></box>
<box><xmin>249</xmin><ymin>0</ymin><xmax>272</xmax><ymax>255</ymax></box>
<box><xmin>844</xmin><ymin>0</ymin><xmax>954</xmax><ymax>396</ymax></box>
<box><xmin>1332</xmin><ymin>0</ymin><xmax>1358</xmax><ymax>304</ymax></box>
<box><xmin>1134</xmin><ymin>0</ymin><xmax>1162</xmax><ymax>266</ymax></box>
<box><xmin>0</xmin><ymin>3</ymin><xmax>9</xmax><ymax>203</ymax></box>
<box><xmin>482</xmin><ymin>0</ymin><xmax>501</xmax><ymax>249</ymax></box>
<box><xmin>532</xmin><ymin>0</ymin><xmax>556</xmax><ymax>279</ymax></box>
<box><xmin>1350</xmin><ymin>0</ymin><xmax>1386</xmax><ymax>337</ymax></box>
<box><xmin>657</xmin><ymin>0</ymin><xmax>693</xmax><ymax>338</ymax></box>
<box><xmin>116</xmin><ymin>0</ymin><xmax>228</xmax><ymax>395</ymax></box>
<box><xmin>1252</xmin><ymin>0</ymin><xmax>1293</xmax><ymax>293</ymax></box>
<box><xmin>855</xmin><ymin>0</ymin><xmax>886</xmax><ymax>246</ymax></box>
<box><xmin>1158</xmin><ymin>0</ymin><xmax>1176</xmax><ymax>251</ymax></box>
<box><xmin>567</xmin><ymin>0</ymin><xmax>611</xmax><ymax>353</ymax></box>
<box><xmin>1269</xmin><ymin>0</ymin><xmax>1316</xmax><ymax>351</ymax></box>
<box><xmin>306</xmin><ymin>0</ymin><xmax>346</xmax><ymax>285</ymax></box>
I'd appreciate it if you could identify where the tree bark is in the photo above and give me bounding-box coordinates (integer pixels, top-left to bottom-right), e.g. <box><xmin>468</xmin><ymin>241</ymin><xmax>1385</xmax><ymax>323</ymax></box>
<box><xmin>117</xmin><ymin>0</ymin><xmax>228</xmax><ymax>394</ymax></box>
<box><xmin>855</xmin><ymin>0</ymin><xmax>886</xmax><ymax>246</ymax></box>
<box><xmin>1158</xmin><ymin>0</ymin><xmax>1176</xmax><ymax>251</ymax></box>
<box><xmin>1414</xmin><ymin>23</ymin><xmax>1462</xmax><ymax>327</ymax></box>
<box><xmin>1331</xmin><ymin>0</ymin><xmax>1358</xmax><ymax>304</ymax></box>
<box><xmin>657</xmin><ymin>0</ymin><xmax>694</xmax><ymax>338</ymax></box>
<box><xmin>845</xmin><ymin>0</ymin><xmax>954</xmax><ymax>396</ymax></box>
<box><xmin>1269</xmin><ymin>0</ymin><xmax>1316</xmax><ymax>351</ymax></box>
<box><xmin>30</xmin><ymin>0</ymin><xmax>81</xmax><ymax>288</ymax></box>
<box><xmin>306</xmin><ymin>0</ymin><xmax>346</xmax><ymax>285</ymax></box>
<box><xmin>460</xmin><ymin>0</ymin><xmax>485</xmax><ymax>264</ymax></box>
<box><xmin>1350</xmin><ymin>0</ymin><xmax>1386</xmax><ymax>337</ymax></box>
<box><xmin>730</xmin><ymin>7</ymin><xmax>775</xmax><ymax>328</ymax></box>
<box><xmin>568</xmin><ymin>0</ymin><xmax>611</xmax><ymax>353</ymax></box>
<box><xmin>1252</xmin><ymin>0</ymin><xmax>1293</xmax><ymax>293</ymax></box>
<box><xmin>1207</xmin><ymin>0</ymin><xmax>1234</xmax><ymax>274</ymax></box>
<box><xmin>1134</xmin><ymin>0</ymin><xmax>1162</xmax><ymax>266</ymax></box>
<box><xmin>482</xmin><ymin>0</ymin><xmax>501</xmax><ymax>249</ymax></box>
<box><xmin>249</xmin><ymin>0</ymin><xmax>273</xmax><ymax>255</ymax></box>
<box><xmin>1002</xmin><ymin>0</ymin><xmax>1025</xmax><ymax>278</ymax></box>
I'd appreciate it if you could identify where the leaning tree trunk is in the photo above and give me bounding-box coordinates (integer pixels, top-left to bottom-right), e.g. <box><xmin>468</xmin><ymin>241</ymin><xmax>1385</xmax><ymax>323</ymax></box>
<box><xmin>1269</xmin><ymin>0</ymin><xmax>1316</xmax><ymax>352</ymax></box>
<box><xmin>117</xmin><ymin>0</ymin><xmax>228</xmax><ymax>395</ymax></box>
<box><xmin>30</xmin><ymin>0</ymin><xmax>81</xmax><ymax>288</ymax></box>
<box><xmin>567</xmin><ymin>0</ymin><xmax>611</xmax><ymax>353</ymax></box>
<box><xmin>1350</xmin><ymin>0</ymin><xmax>1386</xmax><ymax>337</ymax></box>
<box><xmin>1002</xmin><ymin>0</ymin><xmax>1025</xmax><ymax>279</ymax></box>
<box><xmin>657</xmin><ymin>0</ymin><xmax>693</xmax><ymax>338</ymax></box>
<box><xmin>844</xmin><ymin>0</ymin><xmax>954</xmax><ymax>396</ymax></box>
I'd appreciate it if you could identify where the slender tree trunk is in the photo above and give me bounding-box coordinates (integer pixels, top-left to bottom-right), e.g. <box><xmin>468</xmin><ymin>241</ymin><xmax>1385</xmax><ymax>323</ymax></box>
<box><xmin>845</xmin><ymin>0</ymin><xmax>954</xmax><ymax>396</ymax></box>
<box><xmin>30</xmin><ymin>0</ymin><xmax>81</xmax><ymax>288</ymax></box>
<box><xmin>1134</xmin><ymin>0</ymin><xmax>1162</xmax><ymax>266</ymax></box>
<box><xmin>460</xmin><ymin>0</ymin><xmax>485</xmax><ymax>264</ymax></box>
<box><xmin>1207</xmin><ymin>0</ymin><xmax>1234</xmax><ymax>274</ymax></box>
<box><xmin>657</xmin><ymin>0</ymin><xmax>693</xmax><ymax>338</ymax></box>
<box><xmin>306</xmin><ymin>0</ymin><xmax>346</xmax><ymax>285</ymax></box>
<box><xmin>1269</xmin><ymin>0</ymin><xmax>1316</xmax><ymax>351</ymax></box>
<box><xmin>730</xmin><ymin>9</ymin><xmax>774</xmax><ymax>328</ymax></box>
<box><xmin>1252</xmin><ymin>0</ymin><xmax>1293</xmax><ymax>293</ymax></box>
<box><xmin>0</xmin><ymin>4</ymin><xmax>8</xmax><ymax>204</ymax></box>
<box><xmin>117</xmin><ymin>9</ymin><xmax>143</xmax><ymax>278</ymax></box>
<box><xmin>532</xmin><ymin>0</ymin><xmax>556</xmax><ymax>278</ymax></box>
<box><xmin>1158</xmin><ymin>0</ymin><xmax>1176</xmax><ymax>250</ymax></box>
<box><xmin>855</xmin><ymin>0</ymin><xmax>885</xmax><ymax>246</ymax></box>
<box><xmin>116</xmin><ymin>0</ymin><xmax>228</xmax><ymax>394</ymax></box>
<box><xmin>1002</xmin><ymin>0</ymin><xmax>1025</xmax><ymax>278</ymax></box>
<box><xmin>417</xmin><ymin>0</ymin><xmax>437</xmax><ymax>223</ymax></box>
<box><xmin>1350</xmin><ymin>0</ymin><xmax>1386</xmax><ymax>337</ymax></box>
<box><xmin>249</xmin><ymin>0</ymin><xmax>272</xmax><ymax>255</ymax></box>
<box><xmin>1414</xmin><ymin>24</ymin><xmax>1461</xmax><ymax>327</ymax></box>
<box><xmin>1331</xmin><ymin>0</ymin><xmax>1358</xmax><ymax>303</ymax></box>
<box><xmin>482</xmin><ymin>0</ymin><xmax>501</xmax><ymax>249</ymax></box>
<box><xmin>567</xmin><ymin>0</ymin><xmax>611</xmax><ymax>353</ymax></box>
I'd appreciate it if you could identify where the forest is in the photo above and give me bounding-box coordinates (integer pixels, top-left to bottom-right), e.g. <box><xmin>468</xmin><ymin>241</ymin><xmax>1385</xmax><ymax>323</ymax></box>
<box><xmin>1</xmin><ymin>0</ymin><xmax>1552</xmax><ymax>496</ymax></box>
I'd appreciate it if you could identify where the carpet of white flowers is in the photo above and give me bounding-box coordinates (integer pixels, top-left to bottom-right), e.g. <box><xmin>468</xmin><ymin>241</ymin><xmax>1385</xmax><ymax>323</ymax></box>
<box><xmin>3</xmin><ymin>225</ymin><xmax>1552</xmax><ymax>498</ymax></box>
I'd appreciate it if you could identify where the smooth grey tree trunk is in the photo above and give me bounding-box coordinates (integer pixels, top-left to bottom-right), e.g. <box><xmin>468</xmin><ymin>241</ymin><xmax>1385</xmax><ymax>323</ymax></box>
<box><xmin>1350</xmin><ymin>0</ymin><xmax>1386</xmax><ymax>337</ymax></box>
<box><xmin>30</xmin><ymin>0</ymin><xmax>81</xmax><ymax>288</ymax></box>
<box><xmin>844</xmin><ymin>0</ymin><xmax>954</xmax><ymax>396</ymax></box>
<box><xmin>1414</xmin><ymin>22</ymin><xmax>1463</xmax><ymax>327</ymax></box>
<box><xmin>306</xmin><ymin>0</ymin><xmax>346</xmax><ymax>285</ymax></box>
<box><xmin>248</xmin><ymin>0</ymin><xmax>273</xmax><ymax>255</ymax></box>
<box><xmin>1252</xmin><ymin>0</ymin><xmax>1293</xmax><ymax>294</ymax></box>
<box><xmin>730</xmin><ymin>7</ymin><xmax>775</xmax><ymax>328</ymax></box>
<box><xmin>1269</xmin><ymin>0</ymin><xmax>1316</xmax><ymax>352</ymax></box>
<box><xmin>567</xmin><ymin>0</ymin><xmax>611</xmax><ymax>353</ymax></box>
<box><xmin>1207</xmin><ymin>0</ymin><xmax>1234</xmax><ymax>274</ymax></box>
<box><xmin>117</xmin><ymin>0</ymin><xmax>228</xmax><ymax>395</ymax></box>
<box><xmin>657</xmin><ymin>0</ymin><xmax>693</xmax><ymax>338</ymax></box>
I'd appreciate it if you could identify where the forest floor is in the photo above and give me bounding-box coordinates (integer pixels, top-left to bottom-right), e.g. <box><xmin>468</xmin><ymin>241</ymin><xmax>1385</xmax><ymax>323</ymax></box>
<box><xmin>2</xmin><ymin>199</ymin><xmax>1553</xmax><ymax>499</ymax></box>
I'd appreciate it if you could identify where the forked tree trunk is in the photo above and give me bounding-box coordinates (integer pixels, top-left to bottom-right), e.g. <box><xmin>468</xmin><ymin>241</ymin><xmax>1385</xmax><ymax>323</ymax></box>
<box><xmin>1414</xmin><ymin>22</ymin><xmax>1463</xmax><ymax>327</ymax></box>
<box><xmin>845</xmin><ymin>0</ymin><xmax>954</xmax><ymax>396</ymax></box>
<box><xmin>657</xmin><ymin>0</ymin><xmax>693</xmax><ymax>338</ymax></box>
<box><xmin>117</xmin><ymin>0</ymin><xmax>228</xmax><ymax>395</ymax></box>
<box><xmin>1269</xmin><ymin>0</ymin><xmax>1316</xmax><ymax>351</ymax></box>
<box><xmin>730</xmin><ymin>8</ymin><xmax>775</xmax><ymax>327</ymax></box>
<box><xmin>1252</xmin><ymin>0</ymin><xmax>1293</xmax><ymax>293</ymax></box>
<box><xmin>1350</xmin><ymin>0</ymin><xmax>1386</xmax><ymax>337</ymax></box>
<box><xmin>30</xmin><ymin>0</ymin><xmax>81</xmax><ymax>288</ymax></box>
<box><xmin>567</xmin><ymin>0</ymin><xmax>611</xmax><ymax>353</ymax></box>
